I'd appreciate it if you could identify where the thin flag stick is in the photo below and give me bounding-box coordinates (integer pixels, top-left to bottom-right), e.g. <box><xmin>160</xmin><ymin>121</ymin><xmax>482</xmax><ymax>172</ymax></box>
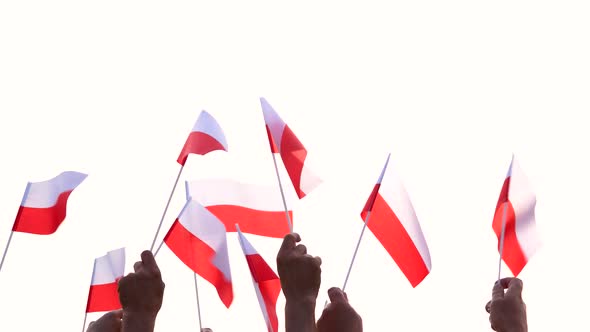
<box><xmin>193</xmin><ymin>273</ymin><xmax>203</xmax><ymax>331</ymax></box>
<box><xmin>342</xmin><ymin>211</ymin><xmax>372</xmax><ymax>292</ymax></box>
<box><xmin>324</xmin><ymin>211</ymin><xmax>373</xmax><ymax>308</ymax></box>
<box><xmin>150</xmin><ymin>166</ymin><xmax>185</xmax><ymax>252</ymax></box>
<box><xmin>497</xmin><ymin>202</ymin><xmax>509</xmax><ymax>280</ymax></box>
<box><xmin>270</xmin><ymin>153</ymin><xmax>293</xmax><ymax>232</ymax></box>
<box><xmin>81</xmin><ymin>313</ymin><xmax>88</xmax><ymax>332</ymax></box>
<box><xmin>0</xmin><ymin>231</ymin><xmax>14</xmax><ymax>273</ymax></box>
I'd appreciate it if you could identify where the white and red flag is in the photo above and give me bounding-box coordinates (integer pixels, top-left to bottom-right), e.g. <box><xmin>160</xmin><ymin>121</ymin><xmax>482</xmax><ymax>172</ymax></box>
<box><xmin>492</xmin><ymin>155</ymin><xmax>541</xmax><ymax>276</ymax></box>
<box><xmin>236</xmin><ymin>227</ymin><xmax>281</xmax><ymax>332</ymax></box>
<box><xmin>177</xmin><ymin>110</ymin><xmax>228</xmax><ymax>166</ymax></box>
<box><xmin>186</xmin><ymin>178</ymin><xmax>295</xmax><ymax>238</ymax></box>
<box><xmin>260</xmin><ymin>97</ymin><xmax>321</xmax><ymax>199</ymax></box>
<box><xmin>12</xmin><ymin>171</ymin><xmax>88</xmax><ymax>235</ymax></box>
<box><xmin>164</xmin><ymin>199</ymin><xmax>233</xmax><ymax>307</ymax></box>
<box><xmin>361</xmin><ymin>155</ymin><xmax>431</xmax><ymax>287</ymax></box>
<box><xmin>85</xmin><ymin>247</ymin><xmax>125</xmax><ymax>313</ymax></box>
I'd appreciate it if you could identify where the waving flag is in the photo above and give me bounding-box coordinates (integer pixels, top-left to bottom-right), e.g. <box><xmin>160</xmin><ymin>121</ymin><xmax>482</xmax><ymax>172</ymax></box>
<box><xmin>361</xmin><ymin>155</ymin><xmax>431</xmax><ymax>287</ymax></box>
<box><xmin>260</xmin><ymin>97</ymin><xmax>321</xmax><ymax>198</ymax></box>
<box><xmin>493</xmin><ymin>155</ymin><xmax>541</xmax><ymax>276</ymax></box>
<box><xmin>186</xmin><ymin>178</ymin><xmax>295</xmax><ymax>238</ymax></box>
<box><xmin>236</xmin><ymin>227</ymin><xmax>281</xmax><ymax>332</ymax></box>
<box><xmin>164</xmin><ymin>199</ymin><xmax>233</xmax><ymax>307</ymax></box>
<box><xmin>85</xmin><ymin>248</ymin><xmax>125</xmax><ymax>313</ymax></box>
<box><xmin>12</xmin><ymin>171</ymin><xmax>88</xmax><ymax>235</ymax></box>
<box><xmin>177</xmin><ymin>110</ymin><xmax>228</xmax><ymax>165</ymax></box>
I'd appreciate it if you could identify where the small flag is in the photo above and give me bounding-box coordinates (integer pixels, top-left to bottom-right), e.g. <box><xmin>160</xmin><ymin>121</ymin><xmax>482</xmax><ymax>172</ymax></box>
<box><xmin>493</xmin><ymin>155</ymin><xmax>541</xmax><ymax>276</ymax></box>
<box><xmin>177</xmin><ymin>110</ymin><xmax>228</xmax><ymax>166</ymax></box>
<box><xmin>360</xmin><ymin>155</ymin><xmax>431</xmax><ymax>287</ymax></box>
<box><xmin>164</xmin><ymin>199</ymin><xmax>233</xmax><ymax>307</ymax></box>
<box><xmin>86</xmin><ymin>248</ymin><xmax>125</xmax><ymax>313</ymax></box>
<box><xmin>186</xmin><ymin>178</ymin><xmax>295</xmax><ymax>238</ymax></box>
<box><xmin>260</xmin><ymin>97</ymin><xmax>321</xmax><ymax>198</ymax></box>
<box><xmin>12</xmin><ymin>171</ymin><xmax>88</xmax><ymax>235</ymax></box>
<box><xmin>236</xmin><ymin>228</ymin><xmax>281</xmax><ymax>332</ymax></box>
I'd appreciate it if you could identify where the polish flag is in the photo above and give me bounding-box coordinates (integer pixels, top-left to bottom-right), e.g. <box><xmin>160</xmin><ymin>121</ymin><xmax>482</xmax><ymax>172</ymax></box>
<box><xmin>85</xmin><ymin>248</ymin><xmax>125</xmax><ymax>313</ymax></box>
<box><xmin>186</xmin><ymin>178</ymin><xmax>295</xmax><ymax>238</ymax></box>
<box><xmin>361</xmin><ymin>154</ymin><xmax>431</xmax><ymax>287</ymax></box>
<box><xmin>492</xmin><ymin>155</ymin><xmax>541</xmax><ymax>276</ymax></box>
<box><xmin>164</xmin><ymin>199</ymin><xmax>233</xmax><ymax>307</ymax></box>
<box><xmin>177</xmin><ymin>110</ymin><xmax>228</xmax><ymax>166</ymax></box>
<box><xmin>260</xmin><ymin>97</ymin><xmax>321</xmax><ymax>199</ymax></box>
<box><xmin>236</xmin><ymin>227</ymin><xmax>281</xmax><ymax>332</ymax></box>
<box><xmin>12</xmin><ymin>171</ymin><xmax>88</xmax><ymax>235</ymax></box>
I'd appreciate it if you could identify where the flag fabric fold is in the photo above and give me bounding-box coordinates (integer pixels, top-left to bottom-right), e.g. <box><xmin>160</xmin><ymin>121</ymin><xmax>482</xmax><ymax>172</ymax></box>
<box><xmin>260</xmin><ymin>97</ymin><xmax>321</xmax><ymax>199</ymax></box>
<box><xmin>492</xmin><ymin>155</ymin><xmax>540</xmax><ymax>276</ymax></box>
<box><xmin>85</xmin><ymin>248</ymin><xmax>125</xmax><ymax>313</ymax></box>
<box><xmin>360</xmin><ymin>155</ymin><xmax>431</xmax><ymax>287</ymax></box>
<box><xmin>164</xmin><ymin>199</ymin><xmax>233</xmax><ymax>308</ymax></box>
<box><xmin>186</xmin><ymin>178</ymin><xmax>295</xmax><ymax>238</ymax></box>
<box><xmin>177</xmin><ymin>110</ymin><xmax>228</xmax><ymax>166</ymax></box>
<box><xmin>236</xmin><ymin>227</ymin><xmax>281</xmax><ymax>332</ymax></box>
<box><xmin>12</xmin><ymin>171</ymin><xmax>88</xmax><ymax>235</ymax></box>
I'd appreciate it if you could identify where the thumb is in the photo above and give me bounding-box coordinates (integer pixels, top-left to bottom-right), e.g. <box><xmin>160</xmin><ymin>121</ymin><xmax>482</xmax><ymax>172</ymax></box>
<box><xmin>328</xmin><ymin>287</ymin><xmax>348</xmax><ymax>304</ymax></box>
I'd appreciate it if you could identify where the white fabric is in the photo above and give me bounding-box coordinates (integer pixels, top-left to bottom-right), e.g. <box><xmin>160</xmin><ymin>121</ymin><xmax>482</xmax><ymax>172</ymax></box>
<box><xmin>91</xmin><ymin>248</ymin><xmax>125</xmax><ymax>285</ymax></box>
<box><xmin>22</xmin><ymin>171</ymin><xmax>88</xmax><ymax>208</ymax></box>
<box><xmin>260</xmin><ymin>97</ymin><xmax>286</xmax><ymax>151</ymax></box>
<box><xmin>191</xmin><ymin>110</ymin><xmax>228</xmax><ymax>150</ymax></box>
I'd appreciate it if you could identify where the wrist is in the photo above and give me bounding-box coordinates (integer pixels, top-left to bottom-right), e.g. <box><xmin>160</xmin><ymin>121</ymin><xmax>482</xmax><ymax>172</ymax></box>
<box><xmin>123</xmin><ymin>311</ymin><xmax>157</xmax><ymax>331</ymax></box>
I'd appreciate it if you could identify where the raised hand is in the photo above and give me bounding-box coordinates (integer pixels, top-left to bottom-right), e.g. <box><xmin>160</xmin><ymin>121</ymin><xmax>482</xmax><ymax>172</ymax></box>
<box><xmin>118</xmin><ymin>250</ymin><xmax>165</xmax><ymax>332</ymax></box>
<box><xmin>86</xmin><ymin>310</ymin><xmax>122</xmax><ymax>332</ymax></box>
<box><xmin>485</xmin><ymin>277</ymin><xmax>527</xmax><ymax>332</ymax></box>
<box><xmin>317</xmin><ymin>287</ymin><xmax>362</xmax><ymax>332</ymax></box>
<box><xmin>277</xmin><ymin>233</ymin><xmax>322</xmax><ymax>332</ymax></box>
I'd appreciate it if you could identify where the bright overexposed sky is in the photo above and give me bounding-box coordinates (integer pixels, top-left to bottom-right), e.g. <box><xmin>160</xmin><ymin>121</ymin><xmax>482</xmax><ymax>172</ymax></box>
<box><xmin>1</xmin><ymin>1</ymin><xmax>589</xmax><ymax>331</ymax></box>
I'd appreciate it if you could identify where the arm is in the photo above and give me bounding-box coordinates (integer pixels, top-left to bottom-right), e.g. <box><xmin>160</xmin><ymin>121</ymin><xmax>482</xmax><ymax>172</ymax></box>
<box><xmin>277</xmin><ymin>233</ymin><xmax>322</xmax><ymax>332</ymax></box>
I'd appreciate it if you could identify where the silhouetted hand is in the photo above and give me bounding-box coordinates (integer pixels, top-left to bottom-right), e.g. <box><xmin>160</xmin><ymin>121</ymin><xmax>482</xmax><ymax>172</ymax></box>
<box><xmin>485</xmin><ymin>277</ymin><xmax>527</xmax><ymax>332</ymax></box>
<box><xmin>201</xmin><ymin>329</ymin><xmax>213</xmax><ymax>332</ymax></box>
<box><xmin>317</xmin><ymin>287</ymin><xmax>362</xmax><ymax>332</ymax></box>
<box><xmin>277</xmin><ymin>233</ymin><xmax>322</xmax><ymax>304</ymax></box>
<box><xmin>277</xmin><ymin>233</ymin><xmax>322</xmax><ymax>332</ymax></box>
<box><xmin>118</xmin><ymin>250</ymin><xmax>165</xmax><ymax>332</ymax></box>
<box><xmin>87</xmin><ymin>310</ymin><xmax>122</xmax><ymax>332</ymax></box>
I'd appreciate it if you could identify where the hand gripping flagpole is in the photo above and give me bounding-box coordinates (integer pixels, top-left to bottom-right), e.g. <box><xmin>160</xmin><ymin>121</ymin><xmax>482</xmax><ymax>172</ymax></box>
<box><xmin>270</xmin><ymin>153</ymin><xmax>293</xmax><ymax>233</ymax></box>
<box><xmin>149</xmin><ymin>166</ymin><xmax>185</xmax><ymax>252</ymax></box>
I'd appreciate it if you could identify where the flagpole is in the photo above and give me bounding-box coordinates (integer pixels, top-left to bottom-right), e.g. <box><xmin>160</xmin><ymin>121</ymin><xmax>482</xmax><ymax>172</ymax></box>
<box><xmin>81</xmin><ymin>313</ymin><xmax>88</xmax><ymax>332</ymax></box>
<box><xmin>0</xmin><ymin>231</ymin><xmax>15</xmax><ymax>273</ymax></box>
<box><xmin>193</xmin><ymin>273</ymin><xmax>203</xmax><ymax>330</ymax></box>
<box><xmin>497</xmin><ymin>202</ymin><xmax>509</xmax><ymax>280</ymax></box>
<box><xmin>150</xmin><ymin>166</ymin><xmax>184</xmax><ymax>252</ymax></box>
<box><xmin>342</xmin><ymin>211</ymin><xmax>372</xmax><ymax>292</ymax></box>
<box><xmin>324</xmin><ymin>211</ymin><xmax>372</xmax><ymax>308</ymax></box>
<box><xmin>270</xmin><ymin>153</ymin><xmax>293</xmax><ymax>232</ymax></box>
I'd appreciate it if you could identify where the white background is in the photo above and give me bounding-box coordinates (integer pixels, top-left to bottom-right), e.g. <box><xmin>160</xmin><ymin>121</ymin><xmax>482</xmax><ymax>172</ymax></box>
<box><xmin>1</xmin><ymin>1</ymin><xmax>589</xmax><ymax>331</ymax></box>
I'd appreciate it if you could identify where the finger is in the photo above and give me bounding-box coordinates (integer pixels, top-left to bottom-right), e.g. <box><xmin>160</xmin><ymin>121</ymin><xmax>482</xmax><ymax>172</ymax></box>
<box><xmin>279</xmin><ymin>233</ymin><xmax>301</xmax><ymax>255</ymax></box>
<box><xmin>505</xmin><ymin>278</ymin><xmax>524</xmax><ymax>299</ymax></box>
<box><xmin>294</xmin><ymin>244</ymin><xmax>307</xmax><ymax>255</ymax></box>
<box><xmin>491</xmin><ymin>280</ymin><xmax>504</xmax><ymax>301</ymax></box>
<box><xmin>88</xmin><ymin>321</ymin><xmax>95</xmax><ymax>328</ymax></box>
<box><xmin>141</xmin><ymin>250</ymin><xmax>161</xmax><ymax>275</ymax></box>
<box><xmin>314</xmin><ymin>256</ymin><xmax>322</xmax><ymax>266</ymax></box>
<box><xmin>344</xmin><ymin>291</ymin><xmax>348</xmax><ymax>301</ymax></box>
<box><xmin>133</xmin><ymin>261</ymin><xmax>142</xmax><ymax>272</ymax></box>
<box><xmin>485</xmin><ymin>300</ymin><xmax>491</xmax><ymax>313</ymax></box>
<box><xmin>328</xmin><ymin>287</ymin><xmax>348</xmax><ymax>304</ymax></box>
